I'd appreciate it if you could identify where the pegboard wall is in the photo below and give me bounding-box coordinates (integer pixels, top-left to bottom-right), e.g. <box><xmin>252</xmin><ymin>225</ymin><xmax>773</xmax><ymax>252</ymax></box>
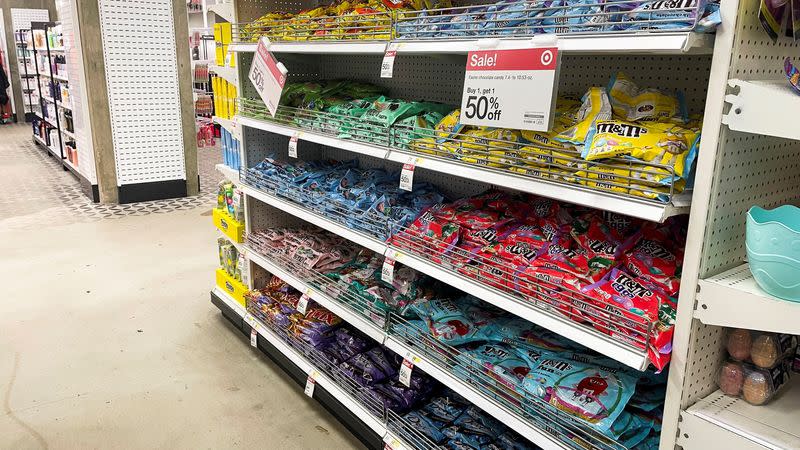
<box><xmin>98</xmin><ymin>0</ymin><xmax>186</xmax><ymax>186</ymax></box>
<box><xmin>10</xmin><ymin>8</ymin><xmax>49</xmax><ymax>32</ymax></box>
<box><xmin>235</xmin><ymin>0</ymin><xmax>314</xmax><ymax>23</ymax></box>
<box><xmin>697</xmin><ymin>1</ymin><xmax>800</xmax><ymax>278</ymax></box>
<box><xmin>679</xmin><ymin>322</ymin><xmax>727</xmax><ymax>409</ymax></box>
<box><xmin>676</xmin><ymin>0</ymin><xmax>800</xmax><ymax>421</ymax></box>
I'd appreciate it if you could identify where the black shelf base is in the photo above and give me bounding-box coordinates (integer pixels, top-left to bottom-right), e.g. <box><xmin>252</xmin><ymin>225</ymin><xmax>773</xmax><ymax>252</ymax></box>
<box><xmin>210</xmin><ymin>291</ymin><xmax>382</xmax><ymax>450</ymax></box>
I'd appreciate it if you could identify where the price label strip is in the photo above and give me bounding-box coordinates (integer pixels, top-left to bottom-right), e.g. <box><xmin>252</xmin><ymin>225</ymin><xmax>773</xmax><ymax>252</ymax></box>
<box><xmin>460</xmin><ymin>47</ymin><xmax>559</xmax><ymax>132</ymax></box>
<box><xmin>399</xmin><ymin>163</ymin><xmax>415</xmax><ymax>191</ymax></box>
<box><xmin>399</xmin><ymin>353</ymin><xmax>420</xmax><ymax>387</ymax></box>
<box><xmin>288</xmin><ymin>133</ymin><xmax>299</xmax><ymax>158</ymax></box>
<box><xmin>250</xmin><ymin>328</ymin><xmax>258</xmax><ymax>348</ymax></box>
<box><xmin>383</xmin><ymin>433</ymin><xmax>404</xmax><ymax>450</ymax></box>
<box><xmin>381</xmin><ymin>44</ymin><xmax>398</xmax><ymax>78</ymax></box>
<box><xmin>297</xmin><ymin>292</ymin><xmax>310</xmax><ymax>315</ymax></box>
<box><xmin>304</xmin><ymin>370</ymin><xmax>319</xmax><ymax>397</ymax></box>
<box><xmin>381</xmin><ymin>258</ymin><xmax>395</xmax><ymax>284</ymax></box>
<box><xmin>248</xmin><ymin>37</ymin><xmax>288</xmax><ymax>117</ymax></box>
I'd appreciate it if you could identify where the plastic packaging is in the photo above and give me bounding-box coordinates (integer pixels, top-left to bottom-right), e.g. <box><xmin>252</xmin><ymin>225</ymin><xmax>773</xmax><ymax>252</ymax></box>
<box><xmin>717</xmin><ymin>359</ymin><xmax>793</xmax><ymax>405</ymax></box>
<box><xmin>725</xmin><ymin>328</ymin><xmax>796</xmax><ymax>368</ymax></box>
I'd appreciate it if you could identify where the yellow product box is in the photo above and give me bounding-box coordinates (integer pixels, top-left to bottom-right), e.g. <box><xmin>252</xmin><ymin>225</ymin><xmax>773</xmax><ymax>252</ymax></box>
<box><xmin>214</xmin><ymin>23</ymin><xmax>223</xmax><ymax>44</ymax></box>
<box><xmin>216</xmin><ymin>268</ymin><xmax>247</xmax><ymax>308</ymax></box>
<box><xmin>213</xmin><ymin>77</ymin><xmax>223</xmax><ymax>119</ymax></box>
<box><xmin>227</xmin><ymin>83</ymin><xmax>237</xmax><ymax>119</ymax></box>
<box><xmin>215</xmin><ymin>45</ymin><xmax>224</xmax><ymax>67</ymax></box>
<box><xmin>219</xmin><ymin>22</ymin><xmax>232</xmax><ymax>44</ymax></box>
<box><xmin>213</xmin><ymin>207</ymin><xmax>244</xmax><ymax>243</ymax></box>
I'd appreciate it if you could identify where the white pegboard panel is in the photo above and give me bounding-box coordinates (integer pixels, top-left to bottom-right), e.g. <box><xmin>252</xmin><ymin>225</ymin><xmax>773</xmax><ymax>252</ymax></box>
<box><xmin>727</xmin><ymin>2</ymin><xmax>800</xmax><ymax>82</ymax></box>
<box><xmin>680</xmin><ymin>322</ymin><xmax>726</xmax><ymax>408</ymax></box>
<box><xmin>58</xmin><ymin>0</ymin><xmax>97</xmax><ymax>184</ymax></box>
<box><xmin>10</xmin><ymin>8</ymin><xmax>49</xmax><ymax>32</ymax></box>
<box><xmin>700</xmin><ymin>133</ymin><xmax>800</xmax><ymax>276</ymax></box>
<box><xmin>98</xmin><ymin>0</ymin><xmax>186</xmax><ymax>186</ymax></box>
<box><xmin>235</xmin><ymin>0</ymin><xmax>314</xmax><ymax>23</ymax></box>
<box><xmin>247</xmin><ymin>194</ymin><xmax>312</xmax><ymax>232</ymax></box>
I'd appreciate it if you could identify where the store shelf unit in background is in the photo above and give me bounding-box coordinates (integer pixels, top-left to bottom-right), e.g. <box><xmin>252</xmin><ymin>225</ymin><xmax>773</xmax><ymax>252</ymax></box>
<box><xmin>210</xmin><ymin>289</ymin><xmax>385</xmax><ymax>450</ymax></box>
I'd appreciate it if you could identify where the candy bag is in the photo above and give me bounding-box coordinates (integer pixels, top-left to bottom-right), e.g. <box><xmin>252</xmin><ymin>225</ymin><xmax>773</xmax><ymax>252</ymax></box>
<box><xmin>555</xmin><ymin>87</ymin><xmax>612</xmax><ymax>146</ymax></box>
<box><xmin>607</xmin><ymin>72</ymin><xmax>687</xmax><ymax>123</ymax></box>
<box><xmin>522</xmin><ymin>354</ymin><xmax>638</xmax><ymax>432</ymax></box>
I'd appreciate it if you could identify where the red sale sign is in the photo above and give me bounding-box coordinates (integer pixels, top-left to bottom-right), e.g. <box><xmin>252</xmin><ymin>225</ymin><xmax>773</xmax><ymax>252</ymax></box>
<box><xmin>460</xmin><ymin>47</ymin><xmax>560</xmax><ymax>131</ymax></box>
<box><xmin>249</xmin><ymin>37</ymin><xmax>288</xmax><ymax>117</ymax></box>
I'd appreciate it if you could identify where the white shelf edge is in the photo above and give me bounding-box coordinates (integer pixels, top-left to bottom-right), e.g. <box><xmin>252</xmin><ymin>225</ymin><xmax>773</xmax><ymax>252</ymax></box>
<box><xmin>208</xmin><ymin>3</ymin><xmax>234</xmax><ymax>23</ymax></box>
<box><xmin>214</xmin><ymin>287</ymin><xmax>387</xmax><ymax>436</ymax></box>
<box><xmin>241</xmin><ymin>184</ymin><xmax>388</xmax><ymax>255</ymax></box>
<box><xmin>236</xmin><ymin>116</ymin><xmax>390</xmax><ymax>161</ymax></box>
<box><xmin>213</xmin><ymin>116</ymin><xmax>235</xmax><ymax>136</ymax></box>
<box><xmin>229</xmin><ymin>32</ymin><xmax>713</xmax><ymax>55</ymax></box>
<box><xmin>209</xmin><ymin>64</ymin><xmax>238</xmax><ymax>87</ymax></box>
<box><xmin>695</xmin><ymin>262</ymin><xmax>800</xmax><ymax>334</ymax></box>
<box><xmin>215</xmin><ymin>163</ymin><xmax>240</xmax><ymax>184</ymax></box>
<box><xmin>384</xmin><ymin>336</ymin><xmax>568</xmax><ymax>450</ymax></box>
<box><xmin>723</xmin><ymin>79</ymin><xmax>800</xmax><ymax>141</ymax></box>
<box><xmin>385</xmin><ymin>246</ymin><xmax>649</xmax><ymax>371</ymax></box>
<box><xmin>681</xmin><ymin>381</ymin><xmax>800</xmax><ymax>450</ymax></box>
<box><xmin>387</xmin><ymin>150</ymin><xmax>686</xmax><ymax>222</ymax></box>
<box><xmin>243</xmin><ymin>245</ymin><xmax>387</xmax><ymax>344</ymax></box>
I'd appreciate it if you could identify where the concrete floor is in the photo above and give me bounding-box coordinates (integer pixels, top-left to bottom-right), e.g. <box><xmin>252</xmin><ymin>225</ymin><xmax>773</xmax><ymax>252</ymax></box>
<box><xmin>0</xmin><ymin>124</ymin><xmax>364</xmax><ymax>449</ymax></box>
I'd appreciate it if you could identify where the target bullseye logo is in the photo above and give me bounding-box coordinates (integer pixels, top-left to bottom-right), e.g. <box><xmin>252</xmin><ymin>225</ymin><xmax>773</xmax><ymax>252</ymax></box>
<box><xmin>540</xmin><ymin>50</ymin><xmax>554</xmax><ymax>66</ymax></box>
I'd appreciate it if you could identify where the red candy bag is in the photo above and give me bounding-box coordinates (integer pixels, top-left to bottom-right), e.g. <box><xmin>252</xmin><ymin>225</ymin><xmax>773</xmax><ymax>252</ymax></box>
<box><xmin>623</xmin><ymin>226</ymin><xmax>683</xmax><ymax>297</ymax></box>
<box><xmin>582</xmin><ymin>268</ymin><xmax>671</xmax><ymax>324</ymax></box>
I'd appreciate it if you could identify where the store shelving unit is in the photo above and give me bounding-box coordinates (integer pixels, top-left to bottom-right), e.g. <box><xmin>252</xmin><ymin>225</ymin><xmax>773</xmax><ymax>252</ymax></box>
<box><xmin>206</xmin><ymin>1</ymin><xmax>800</xmax><ymax>449</ymax></box>
<box><xmin>27</xmin><ymin>19</ymin><xmax>99</xmax><ymax>201</ymax></box>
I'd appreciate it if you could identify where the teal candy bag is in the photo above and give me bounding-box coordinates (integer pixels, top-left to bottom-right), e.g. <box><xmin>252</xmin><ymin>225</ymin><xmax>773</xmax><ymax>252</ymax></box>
<box><xmin>522</xmin><ymin>354</ymin><xmax>638</xmax><ymax>432</ymax></box>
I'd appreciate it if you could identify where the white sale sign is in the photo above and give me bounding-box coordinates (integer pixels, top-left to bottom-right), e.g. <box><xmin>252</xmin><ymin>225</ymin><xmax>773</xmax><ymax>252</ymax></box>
<box><xmin>460</xmin><ymin>47</ymin><xmax>559</xmax><ymax>132</ymax></box>
<box><xmin>249</xmin><ymin>37</ymin><xmax>288</xmax><ymax>118</ymax></box>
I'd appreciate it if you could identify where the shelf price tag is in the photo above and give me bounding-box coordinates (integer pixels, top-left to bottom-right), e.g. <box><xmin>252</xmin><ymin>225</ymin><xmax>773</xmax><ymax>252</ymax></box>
<box><xmin>383</xmin><ymin>434</ymin><xmax>404</xmax><ymax>450</ymax></box>
<box><xmin>460</xmin><ymin>47</ymin><xmax>559</xmax><ymax>132</ymax></box>
<box><xmin>399</xmin><ymin>353</ymin><xmax>419</xmax><ymax>387</ymax></box>
<box><xmin>250</xmin><ymin>327</ymin><xmax>258</xmax><ymax>348</ymax></box>
<box><xmin>288</xmin><ymin>133</ymin><xmax>299</xmax><ymax>158</ymax></box>
<box><xmin>297</xmin><ymin>292</ymin><xmax>310</xmax><ymax>315</ymax></box>
<box><xmin>304</xmin><ymin>370</ymin><xmax>319</xmax><ymax>397</ymax></box>
<box><xmin>237</xmin><ymin>247</ymin><xmax>250</xmax><ymax>287</ymax></box>
<box><xmin>381</xmin><ymin>44</ymin><xmax>398</xmax><ymax>78</ymax></box>
<box><xmin>399</xmin><ymin>163</ymin><xmax>415</xmax><ymax>191</ymax></box>
<box><xmin>230</xmin><ymin>118</ymin><xmax>243</xmax><ymax>142</ymax></box>
<box><xmin>381</xmin><ymin>258</ymin><xmax>395</xmax><ymax>284</ymax></box>
<box><xmin>248</xmin><ymin>37</ymin><xmax>287</xmax><ymax>118</ymax></box>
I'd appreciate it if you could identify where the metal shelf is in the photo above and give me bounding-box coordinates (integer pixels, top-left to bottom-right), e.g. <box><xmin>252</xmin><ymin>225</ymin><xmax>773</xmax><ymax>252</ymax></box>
<box><xmin>241</xmin><ymin>184</ymin><xmax>388</xmax><ymax>254</ymax></box>
<box><xmin>229</xmin><ymin>32</ymin><xmax>712</xmax><ymax>55</ymax></box>
<box><xmin>209</xmin><ymin>64</ymin><xmax>238</xmax><ymax>86</ymax></box>
<box><xmin>212</xmin><ymin>288</ymin><xmax>386</xmax><ymax>437</ymax></box>
<box><xmin>238</xmin><ymin>114</ymin><xmax>688</xmax><ymax>222</ymax></box>
<box><xmin>384</xmin><ymin>246</ymin><xmax>650</xmax><ymax>371</ymax></box>
<box><xmin>695</xmin><ymin>263</ymin><xmax>800</xmax><ymax>335</ymax></box>
<box><xmin>680</xmin><ymin>378</ymin><xmax>800</xmax><ymax>450</ymax></box>
<box><xmin>241</xmin><ymin>172</ymin><xmax>650</xmax><ymax>369</ymax></box>
<box><xmin>383</xmin><ymin>335</ymin><xmax>568</xmax><ymax>450</ymax></box>
<box><xmin>215</xmin><ymin>163</ymin><xmax>240</xmax><ymax>184</ymax></box>
<box><xmin>229</xmin><ymin>33</ymin><xmax>712</xmax><ymax>55</ymax></box>
<box><xmin>242</xmin><ymin>245</ymin><xmax>387</xmax><ymax>343</ymax></box>
<box><xmin>723</xmin><ymin>79</ymin><xmax>800</xmax><ymax>141</ymax></box>
<box><xmin>208</xmin><ymin>3</ymin><xmax>234</xmax><ymax>23</ymax></box>
<box><xmin>212</xmin><ymin>116</ymin><xmax>236</xmax><ymax>137</ymax></box>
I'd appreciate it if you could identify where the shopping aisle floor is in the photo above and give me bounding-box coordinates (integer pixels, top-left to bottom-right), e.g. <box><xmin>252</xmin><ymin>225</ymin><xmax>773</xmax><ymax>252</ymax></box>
<box><xmin>0</xmin><ymin>125</ymin><xmax>364</xmax><ymax>449</ymax></box>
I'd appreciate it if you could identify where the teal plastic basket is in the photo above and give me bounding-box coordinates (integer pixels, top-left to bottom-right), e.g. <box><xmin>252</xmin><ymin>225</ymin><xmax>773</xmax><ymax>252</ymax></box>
<box><xmin>746</xmin><ymin>205</ymin><xmax>800</xmax><ymax>302</ymax></box>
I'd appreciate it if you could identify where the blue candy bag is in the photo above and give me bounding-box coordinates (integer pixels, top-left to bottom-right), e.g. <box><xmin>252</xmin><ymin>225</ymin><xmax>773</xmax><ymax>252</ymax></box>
<box><xmin>522</xmin><ymin>353</ymin><xmax>638</xmax><ymax>432</ymax></box>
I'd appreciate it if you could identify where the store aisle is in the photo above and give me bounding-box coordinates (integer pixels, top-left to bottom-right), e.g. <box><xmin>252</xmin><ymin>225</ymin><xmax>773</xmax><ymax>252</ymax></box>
<box><xmin>0</xmin><ymin>125</ymin><xmax>364</xmax><ymax>449</ymax></box>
